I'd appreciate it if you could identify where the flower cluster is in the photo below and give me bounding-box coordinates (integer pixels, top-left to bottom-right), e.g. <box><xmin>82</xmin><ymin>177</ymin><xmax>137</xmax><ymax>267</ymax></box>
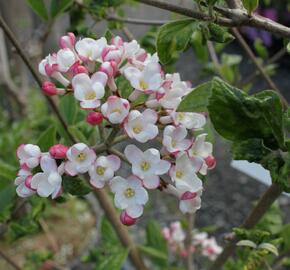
<box><xmin>162</xmin><ymin>221</ymin><xmax>222</xmax><ymax>260</ymax></box>
<box><xmin>14</xmin><ymin>33</ymin><xmax>216</xmax><ymax>225</ymax></box>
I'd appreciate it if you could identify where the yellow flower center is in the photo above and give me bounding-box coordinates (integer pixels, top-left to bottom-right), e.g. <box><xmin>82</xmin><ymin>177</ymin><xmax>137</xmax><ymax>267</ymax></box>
<box><xmin>133</xmin><ymin>124</ymin><xmax>143</xmax><ymax>134</ymax></box>
<box><xmin>171</xmin><ymin>139</ymin><xmax>177</xmax><ymax>148</ymax></box>
<box><xmin>176</xmin><ymin>170</ymin><xmax>183</xmax><ymax>179</ymax></box>
<box><xmin>96</xmin><ymin>166</ymin><xmax>106</xmax><ymax>175</ymax></box>
<box><xmin>140</xmin><ymin>79</ymin><xmax>149</xmax><ymax>90</ymax></box>
<box><xmin>77</xmin><ymin>152</ymin><xmax>86</xmax><ymax>161</ymax></box>
<box><xmin>124</xmin><ymin>188</ymin><xmax>135</xmax><ymax>198</ymax></box>
<box><xmin>140</xmin><ymin>161</ymin><xmax>150</xmax><ymax>171</ymax></box>
<box><xmin>112</xmin><ymin>108</ymin><xmax>121</xmax><ymax>114</ymax></box>
<box><xmin>85</xmin><ymin>91</ymin><xmax>96</xmax><ymax>100</ymax></box>
<box><xmin>177</xmin><ymin>112</ymin><xmax>185</xmax><ymax>121</ymax></box>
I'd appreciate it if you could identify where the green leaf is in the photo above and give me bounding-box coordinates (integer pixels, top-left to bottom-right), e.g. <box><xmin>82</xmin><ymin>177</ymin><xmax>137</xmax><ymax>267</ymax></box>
<box><xmin>37</xmin><ymin>126</ymin><xmax>56</xmax><ymax>152</ymax></box>
<box><xmin>101</xmin><ymin>217</ymin><xmax>119</xmax><ymax>244</ymax></box>
<box><xmin>68</xmin><ymin>126</ymin><xmax>88</xmax><ymax>143</ymax></box>
<box><xmin>287</xmin><ymin>42</ymin><xmax>290</xmax><ymax>54</ymax></box>
<box><xmin>280</xmin><ymin>224</ymin><xmax>290</xmax><ymax>250</ymax></box>
<box><xmin>115</xmin><ymin>76</ymin><xmax>133</xmax><ymax>99</ymax></box>
<box><xmin>0</xmin><ymin>184</ymin><xmax>16</xmax><ymax>222</ymax></box>
<box><xmin>59</xmin><ymin>94</ymin><xmax>77</xmax><ymax>125</ymax></box>
<box><xmin>138</xmin><ymin>245</ymin><xmax>168</xmax><ymax>260</ymax></box>
<box><xmin>0</xmin><ymin>160</ymin><xmax>17</xmax><ymax>179</ymax></box>
<box><xmin>236</xmin><ymin>240</ymin><xmax>257</xmax><ymax>249</ymax></box>
<box><xmin>50</xmin><ymin>0</ymin><xmax>74</xmax><ymax>18</ymax></box>
<box><xmin>26</xmin><ymin>0</ymin><xmax>48</xmax><ymax>20</ymax></box>
<box><xmin>177</xmin><ymin>81</ymin><xmax>212</xmax><ymax>112</ymax></box>
<box><xmin>254</xmin><ymin>39</ymin><xmax>269</xmax><ymax>59</ymax></box>
<box><xmin>144</xmin><ymin>220</ymin><xmax>168</xmax><ymax>266</ymax></box>
<box><xmin>62</xmin><ymin>177</ymin><xmax>91</xmax><ymax>196</ymax></box>
<box><xmin>208</xmin><ymin>23</ymin><xmax>235</xmax><ymax>43</ymax></box>
<box><xmin>242</xmin><ymin>0</ymin><xmax>259</xmax><ymax>15</ymax></box>
<box><xmin>97</xmin><ymin>248</ymin><xmax>128</xmax><ymax>270</ymax></box>
<box><xmin>104</xmin><ymin>29</ymin><xmax>114</xmax><ymax>42</ymax></box>
<box><xmin>231</xmin><ymin>139</ymin><xmax>270</xmax><ymax>163</ymax></box>
<box><xmin>258</xmin><ymin>243</ymin><xmax>279</xmax><ymax>256</ymax></box>
<box><xmin>156</xmin><ymin>19</ymin><xmax>197</xmax><ymax>64</ymax></box>
<box><xmin>208</xmin><ymin>77</ymin><xmax>284</xmax><ymax>149</ymax></box>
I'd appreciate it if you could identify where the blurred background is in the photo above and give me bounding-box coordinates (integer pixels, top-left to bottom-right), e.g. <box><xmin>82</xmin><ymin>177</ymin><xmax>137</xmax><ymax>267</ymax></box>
<box><xmin>1</xmin><ymin>0</ymin><xmax>290</xmax><ymax>269</ymax></box>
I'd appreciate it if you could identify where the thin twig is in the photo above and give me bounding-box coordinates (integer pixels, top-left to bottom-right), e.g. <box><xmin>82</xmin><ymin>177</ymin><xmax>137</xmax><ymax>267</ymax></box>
<box><xmin>186</xmin><ymin>214</ymin><xmax>194</xmax><ymax>270</ymax></box>
<box><xmin>106</xmin><ymin>15</ymin><xmax>167</xmax><ymax>25</ymax></box>
<box><xmin>231</xmin><ymin>28</ymin><xmax>288</xmax><ymax>107</ymax></box>
<box><xmin>0</xmin><ymin>249</ymin><xmax>22</xmax><ymax>270</ymax></box>
<box><xmin>210</xmin><ymin>183</ymin><xmax>283</xmax><ymax>270</ymax></box>
<box><xmin>0</xmin><ymin>15</ymin><xmax>76</xmax><ymax>143</ymax></box>
<box><xmin>39</xmin><ymin>218</ymin><xmax>59</xmax><ymax>253</ymax></box>
<box><xmin>207</xmin><ymin>41</ymin><xmax>221</xmax><ymax>74</ymax></box>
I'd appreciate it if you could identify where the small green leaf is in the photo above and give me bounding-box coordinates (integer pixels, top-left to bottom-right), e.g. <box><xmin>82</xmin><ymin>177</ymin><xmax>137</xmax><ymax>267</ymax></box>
<box><xmin>236</xmin><ymin>240</ymin><xmax>257</xmax><ymax>249</ymax></box>
<box><xmin>50</xmin><ymin>0</ymin><xmax>74</xmax><ymax>18</ymax></box>
<box><xmin>157</xmin><ymin>19</ymin><xmax>197</xmax><ymax>64</ymax></box>
<box><xmin>101</xmin><ymin>217</ymin><xmax>119</xmax><ymax>244</ymax></box>
<box><xmin>104</xmin><ymin>29</ymin><xmax>114</xmax><ymax>42</ymax></box>
<box><xmin>287</xmin><ymin>42</ymin><xmax>290</xmax><ymax>54</ymax></box>
<box><xmin>242</xmin><ymin>0</ymin><xmax>259</xmax><ymax>15</ymax></box>
<box><xmin>37</xmin><ymin>126</ymin><xmax>56</xmax><ymax>152</ymax></box>
<box><xmin>115</xmin><ymin>76</ymin><xmax>133</xmax><ymax>99</ymax></box>
<box><xmin>177</xmin><ymin>81</ymin><xmax>212</xmax><ymax>112</ymax></box>
<box><xmin>207</xmin><ymin>23</ymin><xmax>235</xmax><ymax>43</ymax></box>
<box><xmin>68</xmin><ymin>126</ymin><xmax>88</xmax><ymax>143</ymax></box>
<box><xmin>138</xmin><ymin>245</ymin><xmax>168</xmax><ymax>260</ymax></box>
<box><xmin>254</xmin><ymin>39</ymin><xmax>268</xmax><ymax>59</ymax></box>
<box><xmin>258</xmin><ymin>243</ymin><xmax>279</xmax><ymax>256</ymax></box>
<box><xmin>98</xmin><ymin>248</ymin><xmax>128</xmax><ymax>270</ymax></box>
<box><xmin>0</xmin><ymin>160</ymin><xmax>17</xmax><ymax>179</ymax></box>
<box><xmin>0</xmin><ymin>184</ymin><xmax>16</xmax><ymax>222</ymax></box>
<box><xmin>26</xmin><ymin>0</ymin><xmax>48</xmax><ymax>20</ymax></box>
<box><xmin>62</xmin><ymin>177</ymin><xmax>91</xmax><ymax>196</ymax></box>
<box><xmin>59</xmin><ymin>94</ymin><xmax>77</xmax><ymax>125</ymax></box>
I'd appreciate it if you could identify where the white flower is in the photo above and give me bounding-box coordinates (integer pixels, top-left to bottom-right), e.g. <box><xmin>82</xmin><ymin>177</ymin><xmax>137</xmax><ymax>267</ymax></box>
<box><xmin>179</xmin><ymin>191</ymin><xmax>202</xmax><ymax>214</ymax></box>
<box><xmin>110</xmin><ymin>175</ymin><xmax>149</xmax><ymax>218</ymax></box>
<box><xmin>170</xmin><ymin>153</ymin><xmax>203</xmax><ymax>193</ymax></box>
<box><xmin>162</xmin><ymin>125</ymin><xmax>191</xmax><ymax>154</ymax></box>
<box><xmin>17</xmin><ymin>144</ymin><xmax>41</xmax><ymax>169</ymax></box>
<box><xmin>171</xmin><ymin>112</ymin><xmax>206</xmax><ymax>130</ymax></box>
<box><xmin>65</xmin><ymin>143</ymin><xmax>96</xmax><ymax>176</ymax></box>
<box><xmin>15</xmin><ymin>169</ymin><xmax>35</xmax><ymax>198</ymax></box>
<box><xmin>30</xmin><ymin>154</ymin><xmax>64</xmax><ymax>198</ymax></box>
<box><xmin>201</xmin><ymin>238</ymin><xmax>222</xmax><ymax>260</ymax></box>
<box><xmin>123</xmin><ymin>62</ymin><xmax>163</xmax><ymax>94</ymax></box>
<box><xmin>75</xmin><ymin>37</ymin><xmax>107</xmax><ymax>61</ymax></box>
<box><xmin>124</xmin><ymin>145</ymin><xmax>170</xmax><ymax>189</ymax></box>
<box><xmin>89</xmin><ymin>155</ymin><xmax>121</xmax><ymax>188</ymax></box>
<box><xmin>101</xmin><ymin>96</ymin><xmax>130</xmax><ymax>124</ymax></box>
<box><xmin>170</xmin><ymin>221</ymin><xmax>186</xmax><ymax>243</ymax></box>
<box><xmin>188</xmin><ymin>134</ymin><xmax>213</xmax><ymax>175</ymax></box>
<box><xmin>72</xmin><ymin>72</ymin><xmax>107</xmax><ymax>109</ymax></box>
<box><xmin>56</xmin><ymin>48</ymin><xmax>76</xmax><ymax>72</ymax></box>
<box><xmin>124</xmin><ymin>109</ymin><xmax>158</xmax><ymax>143</ymax></box>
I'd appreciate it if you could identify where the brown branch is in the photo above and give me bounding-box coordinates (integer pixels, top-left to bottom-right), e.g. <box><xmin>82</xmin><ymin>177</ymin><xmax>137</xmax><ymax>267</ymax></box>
<box><xmin>136</xmin><ymin>0</ymin><xmax>290</xmax><ymax>39</ymax></box>
<box><xmin>0</xmin><ymin>249</ymin><xmax>21</xmax><ymax>270</ymax></box>
<box><xmin>209</xmin><ymin>183</ymin><xmax>283</xmax><ymax>270</ymax></box>
<box><xmin>231</xmin><ymin>28</ymin><xmax>288</xmax><ymax>107</ymax></box>
<box><xmin>0</xmin><ymin>15</ymin><xmax>147</xmax><ymax>270</ymax></box>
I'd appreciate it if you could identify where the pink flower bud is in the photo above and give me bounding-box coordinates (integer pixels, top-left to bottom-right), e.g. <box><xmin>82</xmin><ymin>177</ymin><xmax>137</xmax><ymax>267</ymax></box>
<box><xmin>86</xmin><ymin>112</ymin><xmax>103</xmax><ymax>126</ymax></box>
<box><xmin>25</xmin><ymin>175</ymin><xmax>34</xmax><ymax>190</ymax></box>
<box><xmin>42</xmin><ymin>81</ymin><xmax>57</xmax><ymax>96</ymax></box>
<box><xmin>180</xmin><ymin>249</ymin><xmax>189</xmax><ymax>258</ymax></box>
<box><xmin>49</xmin><ymin>144</ymin><xmax>68</xmax><ymax>159</ymax></box>
<box><xmin>205</xmin><ymin>155</ymin><xmax>216</xmax><ymax>169</ymax></box>
<box><xmin>120</xmin><ymin>211</ymin><xmax>137</xmax><ymax>226</ymax></box>
<box><xmin>59</xmin><ymin>32</ymin><xmax>76</xmax><ymax>49</ymax></box>
<box><xmin>101</xmin><ymin>45</ymin><xmax>122</xmax><ymax>64</ymax></box>
<box><xmin>181</xmin><ymin>191</ymin><xmax>197</xmax><ymax>200</ymax></box>
<box><xmin>99</xmin><ymin>61</ymin><xmax>118</xmax><ymax>78</ymax></box>
<box><xmin>111</xmin><ymin>36</ymin><xmax>123</xmax><ymax>47</ymax></box>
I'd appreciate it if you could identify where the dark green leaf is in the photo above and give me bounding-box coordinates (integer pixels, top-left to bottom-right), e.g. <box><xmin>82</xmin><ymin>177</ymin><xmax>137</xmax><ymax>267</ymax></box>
<box><xmin>97</xmin><ymin>248</ymin><xmax>128</xmax><ymax>270</ymax></box>
<box><xmin>208</xmin><ymin>77</ymin><xmax>284</xmax><ymax>149</ymax></box>
<box><xmin>177</xmin><ymin>81</ymin><xmax>212</xmax><ymax>112</ymax></box>
<box><xmin>0</xmin><ymin>184</ymin><xmax>16</xmax><ymax>222</ymax></box>
<box><xmin>156</xmin><ymin>19</ymin><xmax>197</xmax><ymax>64</ymax></box>
<box><xmin>37</xmin><ymin>126</ymin><xmax>56</xmax><ymax>152</ymax></box>
<box><xmin>50</xmin><ymin>0</ymin><xmax>74</xmax><ymax>18</ymax></box>
<box><xmin>231</xmin><ymin>139</ymin><xmax>270</xmax><ymax>163</ymax></box>
<box><xmin>115</xmin><ymin>76</ymin><xmax>133</xmax><ymax>99</ymax></box>
<box><xmin>104</xmin><ymin>29</ymin><xmax>114</xmax><ymax>42</ymax></box>
<box><xmin>242</xmin><ymin>0</ymin><xmax>259</xmax><ymax>15</ymax></box>
<box><xmin>101</xmin><ymin>217</ymin><xmax>119</xmax><ymax>244</ymax></box>
<box><xmin>63</xmin><ymin>177</ymin><xmax>91</xmax><ymax>196</ymax></box>
<box><xmin>26</xmin><ymin>0</ymin><xmax>48</xmax><ymax>20</ymax></box>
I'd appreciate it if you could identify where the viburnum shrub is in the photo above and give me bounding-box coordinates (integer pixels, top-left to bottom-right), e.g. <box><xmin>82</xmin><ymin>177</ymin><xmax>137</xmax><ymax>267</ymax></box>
<box><xmin>14</xmin><ymin>33</ymin><xmax>216</xmax><ymax>225</ymax></box>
